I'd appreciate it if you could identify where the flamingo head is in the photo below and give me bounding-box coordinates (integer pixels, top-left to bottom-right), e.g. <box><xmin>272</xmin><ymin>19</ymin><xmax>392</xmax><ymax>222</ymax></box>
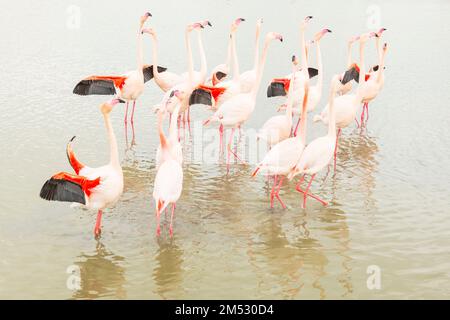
<box><xmin>267</xmin><ymin>32</ymin><xmax>283</xmax><ymax>42</ymax></box>
<box><xmin>140</xmin><ymin>12</ymin><xmax>152</xmax><ymax>26</ymax></box>
<box><xmin>292</xmin><ymin>54</ymin><xmax>299</xmax><ymax>66</ymax></box>
<box><xmin>383</xmin><ymin>42</ymin><xmax>388</xmax><ymax>53</ymax></box>
<box><xmin>187</xmin><ymin>22</ymin><xmax>204</xmax><ymax>32</ymax></box>
<box><xmin>231</xmin><ymin>18</ymin><xmax>245</xmax><ymax>32</ymax></box>
<box><xmin>209</xmin><ymin>64</ymin><xmax>228</xmax><ymax>86</ymax></box>
<box><xmin>300</xmin><ymin>15</ymin><xmax>313</xmax><ymax>30</ymax></box>
<box><xmin>101</xmin><ymin>98</ymin><xmax>125</xmax><ymax>114</ymax></box>
<box><xmin>287</xmin><ymin>166</ymin><xmax>300</xmax><ymax>181</ymax></box>
<box><xmin>313</xmin><ymin>28</ymin><xmax>332</xmax><ymax>42</ymax></box>
<box><xmin>256</xmin><ymin>18</ymin><xmax>264</xmax><ymax>28</ymax></box>
<box><xmin>377</xmin><ymin>28</ymin><xmax>387</xmax><ymax>37</ymax></box>
<box><xmin>201</xmin><ymin>20</ymin><xmax>213</xmax><ymax>28</ymax></box>
<box><xmin>169</xmin><ymin>90</ymin><xmax>184</xmax><ymax>101</ymax></box>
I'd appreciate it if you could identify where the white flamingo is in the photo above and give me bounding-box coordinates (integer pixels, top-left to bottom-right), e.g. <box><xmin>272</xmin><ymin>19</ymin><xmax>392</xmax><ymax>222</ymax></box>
<box><xmin>39</xmin><ymin>98</ymin><xmax>125</xmax><ymax>237</ymax></box>
<box><xmin>73</xmin><ymin>13</ymin><xmax>153</xmax><ymax>124</ymax></box>
<box><xmin>252</xmin><ymin>74</ymin><xmax>310</xmax><ymax>209</ymax></box>
<box><xmin>313</xmin><ymin>33</ymin><xmax>373</xmax><ymax>170</ymax></box>
<box><xmin>288</xmin><ymin>75</ymin><xmax>342</xmax><ymax>209</ymax></box>
<box><xmin>204</xmin><ymin>32</ymin><xmax>283</xmax><ymax>169</ymax></box>
<box><xmin>153</xmin><ymin>105</ymin><xmax>184</xmax><ymax>237</ymax></box>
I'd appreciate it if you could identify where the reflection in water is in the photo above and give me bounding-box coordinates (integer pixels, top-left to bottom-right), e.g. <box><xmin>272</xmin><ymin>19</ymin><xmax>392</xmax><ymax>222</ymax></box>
<box><xmin>72</xmin><ymin>242</ymin><xmax>126</xmax><ymax>299</ymax></box>
<box><xmin>153</xmin><ymin>241</ymin><xmax>184</xmax><ymax>299</ymax></box>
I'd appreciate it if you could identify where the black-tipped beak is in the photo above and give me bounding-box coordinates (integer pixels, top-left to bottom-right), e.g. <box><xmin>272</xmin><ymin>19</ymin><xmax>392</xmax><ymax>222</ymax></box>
<box><xmin>307</xmin><ymin>15</ymin><xmax>313</xmax><ymax>20</ymax></box>
<box><xmin>326</xmin><ymin>29</ymin><xmax>332</xmax><ymax>33</ymax></box>
<box><xmin>279</xmin><ymin>37</ymin><xmax>283</xmax><ymax>42</ymax></box>
<box><xmin>118</xmin><ymin>99</ymin><xmax>126</xmax><ymax>104</ymax></box>
<box><xmin>207</xmin><ymin>21</ymin><xmax>212</xmax><ymax>27</ymax></box>
<box><xmin>146</xmin><ymin>12</ymin><xmax>152</xmax><ymax>17</ymax></box>
<box><xmin>292</xmin><ymin>55</ymin><xmax>296</xmax><ymax>62</ymax></box>
<box><xmin>240</xmin><ymin>18</ymin><xmax>246</xmax><ymax>22</ymax></box>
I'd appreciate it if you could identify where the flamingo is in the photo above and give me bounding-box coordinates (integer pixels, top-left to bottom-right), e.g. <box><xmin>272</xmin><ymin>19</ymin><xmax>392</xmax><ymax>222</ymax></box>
<box><xmin>153</xmin><ymin>106</ymin><xmax>184</xmax><ymax>237</ymax></box>
<box><xmin>277</xmin><ymin>28</ymin><xmax>332</xmax><ymax>136</ymax></box>
<box><xmin>359</xmin><ymin>28</ymin><xmax>388</xmax><ymax>124</ymax></box>
<box><xmin>39</xmin><ymin>98</ymin><xmax>125</xmax><ymax>237</ymax></box>
<box><xmin>238</xmin><ymin>18</ymin><xmax>264</xmax><ymax>93</ymax></box>
<box><xmin>150</xmin><ymin>22</ymin><xmax>207</xmax><ymax>133</ymax></box>
<box><xmin>313</xmin><ymin>33</ymin><xmax>373</xmax><ymax>171</ymax></box>
<box><xmin>266</xmin><ymin>16</ymin><xmax>315</xmax><ymax>97</ymax></box>
<box><xmin>156</xmin><ymin>90</ymin><xmax>183</xmax><ymax>169</ymax></box>
<box><xmin>257</xmin><ymin>62</ymin><xmax>297</xmax><ymax>147</ymax></box>
<box><xmin>204</xmin><ymin>32</ymin><xmax>283</xmax><ymax>169</ymax></box>
<box><xmin>189</xmin><ymin>18</ymin><xmax>245</xmax><ymax>154</ymax></box>
<box><xmin>288</xmin><ymin>75</ymin><xmax>342</xmax><ymax>209</ymax></box>
<box><xmin>252</xmin><ymin>71</ymin><xmax>310</xmax><ymax>209</ymax></box>
<box><xmin>336</xmin><ymin>36</ymin><xmax>358</xmax><ymax>96</ymax></box>
<box><xmin>73</xmin><ymin>12</ymin><xmax>160</xmax><ymax>125</ymax></box>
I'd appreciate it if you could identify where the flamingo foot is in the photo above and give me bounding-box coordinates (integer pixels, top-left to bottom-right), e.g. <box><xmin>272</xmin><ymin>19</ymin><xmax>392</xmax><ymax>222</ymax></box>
<box><xmin>295</xmin><ymin>186</ymin><xmax>328</xmax><ymax>206</ymax></box>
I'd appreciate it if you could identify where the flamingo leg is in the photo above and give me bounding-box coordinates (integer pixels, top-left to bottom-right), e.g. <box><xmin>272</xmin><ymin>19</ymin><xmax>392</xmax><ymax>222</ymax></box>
<box><xmin>219</xmin><ymin>124</ymin><xmax>224</xmax><ymax>158</ymax></box>
<box><xmin>355</xmin><ymin>117</ymin><xmax>360</xmax><ymax>128</ymax></box>
<box><xmin>334</xmin><ymin>129</ymin><xmax>341</xmax><ymax>172</ymax></box>
<box><xmin>302</xmin><ymin>174</ymin><xmax>316</xmax><ymax>209</ymax></box>
<box><xmin>156</xmin><ymin>207</ymin><xmax>161</xmax><ymax>237</ymax></box>
<box><xmin>293</xmin><ymin>116</ymin><xmax>301</xmax><ymax>137</ymax></box>
<box><xmin>226</xmin><ymin>128</ymin><xmax>234</xmax><ymax>172</ymax></box>
<box><xmin>270</xmin><ymin>175</ymin><xmax>278</xmax><ymax>208</ymax></box>
<box><xmin>124</xmin><ymin>102</ymin><xmax>129</xmax><ymax>124</ymax></box>
<box><xmin>227</xmin><ymin>128</ymin><xmax>246</xmax><ymax>164</ymax></box>
<box><xmin>274</xmin><ymin>176</ymin><xmax>286</xmax><ymax>209</ymax></box>
<box><xmin>169</xmin><ymin>203</ymin><xmax>176</xmax><ymax>237</ymax></box>
<box><xmin>130</xmin><ymin>101</ymin><xmax>136</xmax><ymax>124</ymax></box>
<box><xmin>360</xmin><ymin>103</ymin><xmax>366</xmax><ymax>127</ymax></box>
<box><xmin>94</xmin><ymin>210</ymin><xmax>103</xmax><ymax>238</ymax></box>
<box><xmin>365</xmin><ymin>103</ymin><xmax>370</xmax><ymax>122</ymax></box>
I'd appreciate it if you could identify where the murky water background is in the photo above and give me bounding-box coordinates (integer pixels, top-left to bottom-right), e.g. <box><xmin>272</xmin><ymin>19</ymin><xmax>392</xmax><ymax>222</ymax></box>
<box><xmin>1</xmin><ymin>0</ymin><xmax>449</xmax><ymax>299</ymax></box>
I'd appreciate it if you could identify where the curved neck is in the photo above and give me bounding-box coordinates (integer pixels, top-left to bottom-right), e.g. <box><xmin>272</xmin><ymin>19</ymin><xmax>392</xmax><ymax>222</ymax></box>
<box><xmin>316</xmin><ymin>40</ymin><xmax>323</xmax><ymax>93</ymax></box>
<box><xmin>299</xmin><ymin>81</ymin><xmax>309</xmax><ymax>145</ymax></box>
<box><xmin>346</xmin><ymin>42</ymin><xmax>353</xmax><ymax>67</ymax></box>
<box><xmin>150</xmin><ymin>34</ymin><xmax>162</xmax><ymax>81</ymax></box>
<box><xmin>230</xmin><ymin>32</ymin><xmax>240</xmax><ymax>82</ymax></box>
<box><xmin>137</xmin><ymin>26</ymin><xmax>144</xmax><ymax>72</ymax></box>
<box><xmin>252</xmin><ymin>25</ymin><xmax>261</xmax><ymax>71</ymax></box>
<box><xmin>169</xmin><ymin>103</ymin><xmax>181</xmax><ymax>140</ymax></box>
<box><xmin>356</xmin><ymin>41</ymin><xmax>366</xmax><ymax>101</ymax></box>
<box><xmin>376</xmin><ymin>48</ymin><xmax>386</xmax><ymax>84</ymax></box>
<box><xmin>376</xmin><ymin>37</ymin><xmax>382</xmax><ymax>62</ymax></box>
<box><xmin>185</xmin><ymin>30</ymin><xmax>194</xmax><ymax>83</ymax></box>
<box><xmin>196</xmin><ymin>31</ymin><xmax>207</xmax><ymax>81</ymax></box>
<box><xmin>251</xmin><ymin>38</ymin><xmax>271</xmax><ymax>98</ymax></box>
<box><xmin>104</xmin><ymin>113</ymin><xmax>120</xmax><ymax>168</ymax></box>
<box><xmin>300</xmin><ymin>27</ymin><xmax>307</xmax><ymax>72</ymax></box>
<box><xmin>327</xmin><ymin>86</ymin><xmax>336</xmax><ymax>137</ymax></box>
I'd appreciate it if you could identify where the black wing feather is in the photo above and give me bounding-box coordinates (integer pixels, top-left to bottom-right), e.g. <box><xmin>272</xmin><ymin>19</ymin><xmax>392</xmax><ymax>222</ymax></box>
<box><xmin>143</xmin><ymin>65</ymin><xmax>168</xmax><ymax>83</ymax></box>
<box><xmin>189</xmin><ymin>88</ymin><xmax>212</xmax><ymax>106</ymax></box>
<box><xmin>342</xmin><ymin>67</ymin><xmax>360</xmax><ymax>85</ymax></box>
<box><xmin>308</xmin><ymin>68</ymin><xmax>319</xmax><ymax>79</ymax></box>
<box><xmin>73</xmin><ymin>80</ymin><xmax>116</xmax><ymax>96</ymax></box>
<box><xmin>40</xmin><ymin>178</ymin><xmax>86</xmax><ymax>205</ymax></box>
<box><xmin>267</xmin><ymin>82</ymin><xmax>287</xmax><ymax>98</ymax></box>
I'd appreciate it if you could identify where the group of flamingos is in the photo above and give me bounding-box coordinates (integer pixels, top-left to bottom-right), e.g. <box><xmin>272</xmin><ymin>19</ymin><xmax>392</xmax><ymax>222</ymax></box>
<box><xmin>39</xmin><ymin>12</ymin><xmax>388</xmax><ymax>238</ymax></box>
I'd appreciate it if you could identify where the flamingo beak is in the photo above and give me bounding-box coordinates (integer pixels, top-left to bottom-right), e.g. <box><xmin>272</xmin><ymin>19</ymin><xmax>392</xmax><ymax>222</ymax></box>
<box><xmin>146</xmin><ymin>12</ymin><xmax>152</xmax><ymax>17</ymax></box>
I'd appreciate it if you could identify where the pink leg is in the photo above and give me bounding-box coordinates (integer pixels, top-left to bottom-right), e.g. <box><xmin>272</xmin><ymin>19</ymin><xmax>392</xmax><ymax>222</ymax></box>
<box><xmin>124</xmin><ymin>102</ymin><xmax>129</xmax><ymax>124</ymax></box>
<box><xmin>94</xmin><ymin>210</ymin><xmax>103</xmax><ymax>238</ymax></box>
<box><xmin>219</xmin><ymin>124</ymin><xmax>224</xmax><ymax>157</ymax></box>
<box><xmin>296</xmin><ymin>174</ymin><xmax>328</xmax><ymax>207</ymax></box>
<box><xmin>130</xmin><ymin>101</ymin><xmax>136</xmax><ymax>124</ymax></box>
<box><xmin>169</xmin><ymin>203</ymin><xmax>176</xmax><ymax>237</ymax></box>
<box><xmin>226</xmin><ymin>128</ymin><xmax>235</xmax><ymax>172</ymax></box>
<box><xmin>333</xmin><ymin>129</ymin><xmax>341</xmax><ymax>172</ymax></box>
<box><xmin>365</xmin><ymin>103</ymin><xmax>369</xmax><ymax>122</ymax></box>
<box><xmin>156</xmin><ymin>207</ymin><xmax>161</xmax><ymax>237</ymax></box>
<box><xmin>302</xmin><ymin>174</ymin><xmax>316</xmax><ymax>209</ymax></box>
<box><xmin>270</xmin><ymin>175</ymin><xmax>278</xmax><ymax>208</ymax></box>
<box><xmin>187</xmin><ymin>107</ymin><xmax>191</xmax><ymax>132</ymax></box>
<box><xmin>293</xmin><ymin>116</ymin><xmax>301</xmax><ymax>137</ymax></box>
<box><xmin>274</xmin><ymin>176</ymin><xmax>286</xmax><ymax>209</ymax></box>
<box><xmin>360</xmin><ymin>103</ymin><xmax>366</xmax><ymax>127</ymax></box>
